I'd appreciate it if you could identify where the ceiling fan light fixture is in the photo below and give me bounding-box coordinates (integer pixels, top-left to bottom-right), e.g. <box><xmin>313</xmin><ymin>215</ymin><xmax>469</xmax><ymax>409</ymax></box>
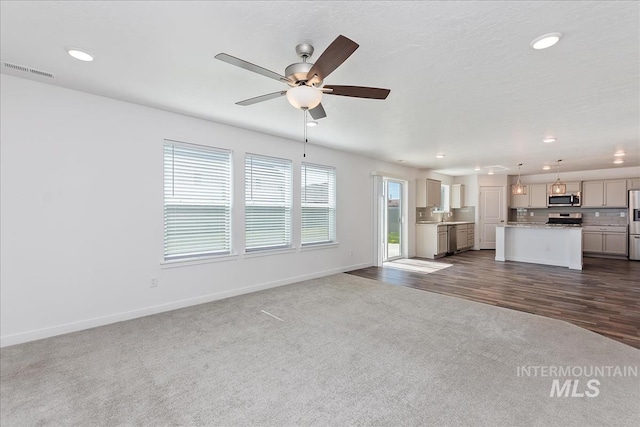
<box><xmin>286</xmin><ymin>85</ymin><xmax>322</xmax><ymax>110</ymax></box>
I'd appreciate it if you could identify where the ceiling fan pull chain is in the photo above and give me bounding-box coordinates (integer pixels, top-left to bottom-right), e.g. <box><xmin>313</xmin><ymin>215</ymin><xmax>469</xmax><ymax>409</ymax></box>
<box><xmin>303</xmin><ymin>109</ymin><xmax>307</xmax><ymax>157</ymax></box>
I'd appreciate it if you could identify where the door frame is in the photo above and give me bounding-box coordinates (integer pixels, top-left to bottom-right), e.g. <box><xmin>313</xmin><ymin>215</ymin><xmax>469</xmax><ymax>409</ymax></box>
<box><xmin>384</xmin><ymin>178</ymin><xmax>405</xmax><ymax>261</ymax></box>
<box><xmin>372</xmin><ymin>174</ymin><xmax>409</xmax><ymax>266</ymax></box>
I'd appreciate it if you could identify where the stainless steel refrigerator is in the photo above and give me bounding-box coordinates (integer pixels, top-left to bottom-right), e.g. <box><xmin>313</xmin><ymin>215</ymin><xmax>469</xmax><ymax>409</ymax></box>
<box><xmin>630</xmin><ymin>190</ymin><xmax>640</xmax><ymax>260</ymax></box>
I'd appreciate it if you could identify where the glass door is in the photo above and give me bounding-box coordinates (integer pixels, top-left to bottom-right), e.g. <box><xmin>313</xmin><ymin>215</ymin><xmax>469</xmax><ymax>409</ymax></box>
<box><xmin>384</xmin><ymin>179</ymin><xmax>403</xmax><ymax>261</ymax></box>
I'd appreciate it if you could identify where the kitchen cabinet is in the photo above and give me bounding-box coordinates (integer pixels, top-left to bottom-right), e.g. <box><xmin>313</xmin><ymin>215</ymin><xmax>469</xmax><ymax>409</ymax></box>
<box><xmin>454</xmin><ymin>223</ymin><xmax>474</xmax><ymax>251</ymax></box>
<box><xmin>511</xmin><ymin>183</ymin><xmax>547</xmax><ymax>208</ymax></box>
<box><xmin>582</xmin><ymin>179</ymin><xmax>627</xmax><ymax>207</ymax></box>
<box><xmin>417</xmin><ymin>222</ymin><xmax>475</xmax><ymax>258</ymax></box>
<box><xmin>416</xmin><ymin>179</ymin><xmax>442</xmax><ymax>208</ymax></box>
<box><xmin>451</xmin><ymin>184</ymin><xmax>465</xmax><ymax>208</ymax></box>
<box><xmin>467</xmin><ymin>224</ymin><xmax>475</xmax><ymax>248</ymax></box>
<box><xmin>456</xmin><ymin>224</ymin><xmax>468</xmax><ymax>249</ymax></box>
<box><xmin>437</xmin><ymin>228</ymin><xmax>448</xmax><ymax>255</ymax></box>
<box><xmin>546</xmin><ymin>181</ymin><xmax>581</xmax><ymax>195</ymax></box>
<box><xmin>582</xmin><ymin>226</ymin><xmax>627</xmax><ymax>256</ymax></box>
<box><xmin>416</xmin><ymin>223</ymin><xmax>448</xmax><ymax>258</ymax></box>
<box><xmin>628</xmin><ymin>178</ymin><xmax>640</xmax><ymax>189</ymax></box>
<box><xmin>427</xmin><ymin>179</ymin><xmax>442</xmax><ymax>207</ymax></box>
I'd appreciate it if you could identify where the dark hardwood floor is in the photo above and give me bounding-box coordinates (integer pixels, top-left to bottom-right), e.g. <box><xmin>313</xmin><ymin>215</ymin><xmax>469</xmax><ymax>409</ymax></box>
<box><xmin>347</xmin><ymin>250</ymin><xmax>640</xmax><ymax>349</ymax></box>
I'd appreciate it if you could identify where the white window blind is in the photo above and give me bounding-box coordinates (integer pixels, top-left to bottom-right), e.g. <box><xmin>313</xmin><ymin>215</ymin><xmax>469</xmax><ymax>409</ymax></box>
<box><xmin>163</xmin><ymin>140</ymin><xmax>232</xmax><ymax>261</ymax></box>
<box><xmin>301</xmin><ymin>163</ymin><xmax>336</xmax><ymax>245</ymax></box>
<box><xmin>245</xmin><ymin>154</ymin><xmax>292</xmax><ymax>252</ymax></box>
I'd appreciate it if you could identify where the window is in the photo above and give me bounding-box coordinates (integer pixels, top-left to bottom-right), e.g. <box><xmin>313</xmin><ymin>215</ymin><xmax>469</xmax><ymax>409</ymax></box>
<box><xmin>245</xmin><ymin>154</ymin><xmax>292</xmax><ymax>252</ymax></box>
<box><xmin>301</xmin><ymin>163</ymin><xmax>336</xmax><ymax>245</ymax></box>
<box><xmin>434</xmin><ymin>184</ymin><xmax>450</xmax><ymax>213</ymax></box>
<box><xmin>163</xmin><ymin>140</ymin><xmax>232</xmax><ymax>261</ymax></box>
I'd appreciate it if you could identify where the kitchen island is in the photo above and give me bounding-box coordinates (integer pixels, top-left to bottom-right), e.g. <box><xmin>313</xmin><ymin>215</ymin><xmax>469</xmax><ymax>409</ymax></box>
<box><xmin>495</xmin><ymin>224</ymin><xmax>583</xmax><ymax>270</ymax></box>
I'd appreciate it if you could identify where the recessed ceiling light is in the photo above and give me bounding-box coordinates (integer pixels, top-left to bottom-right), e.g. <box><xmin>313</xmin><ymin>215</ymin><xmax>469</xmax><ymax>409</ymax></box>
<box><xmin>613</xmin><ymin>159</ymin><xmax>624</xmax><ymax>164</ymax></box>
<box><xmin>531</xmin><ymin>33</ymin><xmax>563</xmax><ymax>50</ymax></box>
<box><xmin>66</xmin><ymin>48</ymin><xmax>94</xmax><ymax>62</ymax></box>
<box><xmin>614</xmin><ymin>152</ymin><xmax>626</xmax><ymax>157</ymax></box>
<box><xmin>542</xmin><ymin>137</ymin><xmax>556</xmax><ymax>143</ymax></box>
<box><xmin>474</xmin><ymin>166</ymin><xmax>481</xmax><ymax>171</ymax></box>
<box><xmin>306</xmin><ymin>121</ymin><xmax>318</xmax><ymax>127</ymax></box>
<box><xmin>543</xmin><ymin>165</ymin><xmax>551</xmax><ymax>170</ymax></box>
<box><xmin>436</xmin><ymin>154</ymin><xmax>446</xmax><ymax>159</ymax></box>
<box><xmin>488</xmin><ymin>170</ymin><xmax>495</xmax><ymax>175</ymax></box>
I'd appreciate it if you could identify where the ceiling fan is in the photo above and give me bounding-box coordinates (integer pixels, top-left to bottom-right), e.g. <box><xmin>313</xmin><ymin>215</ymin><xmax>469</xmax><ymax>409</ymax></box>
<box><xmin>214</xmin><ymin>35</ymin><xmax>390</xmax><ymax>120</ymax></box>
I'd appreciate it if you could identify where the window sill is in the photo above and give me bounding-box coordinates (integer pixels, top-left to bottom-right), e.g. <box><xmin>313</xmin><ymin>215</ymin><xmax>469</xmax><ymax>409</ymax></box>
<box><xmin>243</xmin><ymin>247</ymin><xmax>297</xmax><ymax>259</ymax></box>
<box><xmin>300</xmin><ymin>242</ymin><xmax>340</xmax><ymax>251</ymax></box>
<box><xmin>160</xmin><ymin>253</ymin><xmax>240</xmax><ymax>269</ymax></box>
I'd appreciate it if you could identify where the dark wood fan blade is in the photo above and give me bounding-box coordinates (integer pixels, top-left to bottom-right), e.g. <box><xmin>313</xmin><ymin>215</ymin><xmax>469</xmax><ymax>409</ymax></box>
<box><xmin>323</xmin><ymin>85</ymin><xmax>390</xmax><ymax>100</ymax></box>
<box><xmin>306</xmin><ymin>35</ymin><xmax>359</xmax><ymax>84</ymax></box>
<box><xmin>215</xmin><ymin>53</ymin><xmax>291</xmax><ymax>83</ymax></box>
<box><xmin>236</xmin><ymin>91</ymin><xmax>287</xmax><ymax>106</ymax></box>
<box><xmin>309</xmin><ymin>103</ymin><xmax>327</xmax><ymax>120</ymax></box>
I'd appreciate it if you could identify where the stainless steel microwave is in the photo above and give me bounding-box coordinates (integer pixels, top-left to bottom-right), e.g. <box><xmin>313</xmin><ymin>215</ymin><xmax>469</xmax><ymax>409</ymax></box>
<box><xmin>548</xmin><ymin>193</ymin><xmax>581</xmax><ymax>207</ymax></box>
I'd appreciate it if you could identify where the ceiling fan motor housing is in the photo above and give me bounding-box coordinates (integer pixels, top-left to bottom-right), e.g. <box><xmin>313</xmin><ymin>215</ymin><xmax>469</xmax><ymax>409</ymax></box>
<box><xmin>285</xmin><ymin>62</ymin><xmax>321</xmax><ymax>87</ymax></box>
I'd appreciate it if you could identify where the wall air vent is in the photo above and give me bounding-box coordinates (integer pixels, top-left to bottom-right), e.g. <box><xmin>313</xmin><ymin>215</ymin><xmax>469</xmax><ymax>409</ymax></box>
<box><xmin>2</xmin><ymin>61</ymin><xmax>55</xmax><ymax>79</ymax></box>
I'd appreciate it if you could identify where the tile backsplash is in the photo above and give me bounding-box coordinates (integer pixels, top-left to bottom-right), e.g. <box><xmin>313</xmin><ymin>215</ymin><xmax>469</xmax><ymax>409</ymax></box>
<box><xmin>417</xmin><ymin>207</ymin><xmax>476</xmax><ymax>222</ymax></box>
<box><xmin>511</xmin><ymin>206</ymin><xmax>627</xmax><ymax>226</ymax></box>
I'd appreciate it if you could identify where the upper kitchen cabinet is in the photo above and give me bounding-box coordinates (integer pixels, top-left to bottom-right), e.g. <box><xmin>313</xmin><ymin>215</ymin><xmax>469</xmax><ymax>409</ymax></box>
<box><xmin>582</xmin><ymin>179</ymin><xmax>627</xmax><ymax>207</ymax></box>
<box><xmin>451</xmin><ymin>184</ymin><xmax>465</xmax><ymax>208</ymax></box>
<box><xmin>511</xmin><ymin>183</ymin><xmax>547</xmax><ymax>208</ymax></box>
<box><xmin>546</xmin><ymin>181</ymin><xmax>582</xmax><ymax>195</ymax></box>
<box><xmin>416</xmin><ymin>179</ymin><xmax>442</xmax><ymax>208</ymax></box>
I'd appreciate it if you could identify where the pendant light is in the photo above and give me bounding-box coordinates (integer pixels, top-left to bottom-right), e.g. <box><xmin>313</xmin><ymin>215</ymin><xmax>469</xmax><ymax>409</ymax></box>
<box><xmin>551</xmin><ymin>159</ymin><xmax>566</xmax><ymax>194</ymax></box>
<box><xmin>512</xmin><ymin>163</ymin><xmax>527</xmax><ymax>195</ymax></box>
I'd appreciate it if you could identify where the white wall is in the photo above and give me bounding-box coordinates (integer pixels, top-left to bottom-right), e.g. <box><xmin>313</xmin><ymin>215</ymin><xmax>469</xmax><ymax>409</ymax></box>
<box><xmin>0</xmin><ymin>75</ymin><xmax>419</xmax><ymax>346</ymax></box>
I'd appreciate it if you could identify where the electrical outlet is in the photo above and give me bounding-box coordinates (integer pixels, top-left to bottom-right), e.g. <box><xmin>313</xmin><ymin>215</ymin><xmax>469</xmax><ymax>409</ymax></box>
<box><xmin>349</xmin><ymin>250</ymin><xmax>354</xmax><ymax>257</ymax></box>
<box><xmin>595</xmin><ymin>212</ymin><xmax>599</xmax><ymax>217</ymax></box>
<box><xmin>150</xmin><ymin>277</ymin><xmax>158</xmax><ymax>288</ymax></box>
<box><xmin>621</xmin><ymin>212</ymin><xmax>626</xmax><ymax>217</ymax></box>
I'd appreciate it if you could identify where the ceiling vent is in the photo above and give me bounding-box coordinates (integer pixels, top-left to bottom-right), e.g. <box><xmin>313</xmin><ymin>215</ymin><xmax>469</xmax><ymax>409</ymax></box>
<box><xmin>2</xmin><ymin>61</ymin><xmax>55</xmax><ymax>79</ymax></box>
<box><xmin>483</xmin><ymin>165</ymin><xmax>511</xmax><ymax>171</ymax></box>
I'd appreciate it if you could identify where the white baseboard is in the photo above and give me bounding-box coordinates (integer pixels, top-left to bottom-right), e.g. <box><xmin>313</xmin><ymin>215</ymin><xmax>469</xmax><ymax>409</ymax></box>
<box><xmin>0</xmin><ymin>262</ymin><xmax>371</xmax><ymax>348</ymax></box>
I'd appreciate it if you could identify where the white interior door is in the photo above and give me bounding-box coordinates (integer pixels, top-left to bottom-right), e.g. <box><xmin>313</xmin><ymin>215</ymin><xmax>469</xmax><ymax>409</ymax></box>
<box><xmin>479</xmin><ymin>186</ymin><xmax>504</xmax><ymax>249</ymax></box>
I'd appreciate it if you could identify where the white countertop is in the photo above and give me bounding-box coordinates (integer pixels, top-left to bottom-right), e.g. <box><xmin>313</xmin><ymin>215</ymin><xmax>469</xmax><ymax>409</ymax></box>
<box><xmin>416</xmin><ymin>221</ymin><xmax>474</xmax><ymax>225</ymax></box>
<box><xmin>501</xmin><ymin>223</ymin><xmax>581</xmax><ymax>229</ymax></box>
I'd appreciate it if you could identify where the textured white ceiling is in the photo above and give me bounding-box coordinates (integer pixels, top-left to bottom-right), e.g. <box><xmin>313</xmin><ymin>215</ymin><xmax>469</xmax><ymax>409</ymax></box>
<box><xmin>1</xmin><ymin>1</ymin><xmax>638</xmax><ymax>176</ymax></box>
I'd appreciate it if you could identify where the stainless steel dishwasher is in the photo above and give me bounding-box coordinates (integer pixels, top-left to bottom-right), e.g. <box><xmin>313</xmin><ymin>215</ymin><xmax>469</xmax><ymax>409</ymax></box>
<box><xmin>447</xmin><ymin>225</ymin><xmax>457</xmax><ymax>254</ymax></box>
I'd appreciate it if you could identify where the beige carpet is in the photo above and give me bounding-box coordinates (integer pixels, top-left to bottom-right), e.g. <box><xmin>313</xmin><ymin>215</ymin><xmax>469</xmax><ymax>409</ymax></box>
<box><xmin>1</xmin><ymin>273</ymin><xmax>638</xmax><ymax>426</ymax></box>
<box><xmin>384</xmin><ymin>258</ymin><xmax>453</xmax><ymax>274</ymax></box>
